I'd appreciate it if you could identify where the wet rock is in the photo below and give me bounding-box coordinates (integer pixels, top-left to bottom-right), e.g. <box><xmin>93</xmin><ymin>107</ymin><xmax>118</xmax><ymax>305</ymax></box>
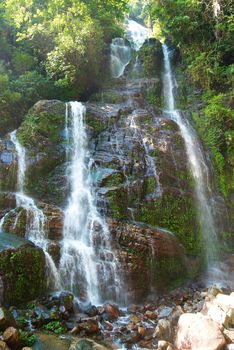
<box><xmin>0</xmin><ymin>237</ymin><xmax>46</xmax><ymax>305</ymax></box>
<box><xmin>153</xmin><ymin>319</ymin><xmax>172</xmax><ymax>342</ymax></box>
<box><xmin>168</xmin><ymin>305</ymin><xmax>184</xmax><ymax>326</ymax></box>
<box><xmin>157</xmin><ymin>306</ymin><xmax>174</xmax><ymax>319</ymax></box>
<box><xmin>54</xmin><ymin>292</ymin><xmax>74</xmax><ymax>311</ymax></box>
<box><xmin>124</xmin><ymin>331</ymin><xmax>141</xmax><ymax>344</ymax></box>
<box><xmin>104</xmin><ymin>304</ymin><xmax>120</xmax><ymax>319</ymax></box>
<box><xmin>138</xmin><ymin>326</ymin><xmax>146</xmax><ymax>337</ymax></box>
<box><xmin>157</xmin><ymin>340</ymin><xmax>174</xmax><ymax>350</ymax></box>
<box><xmin>202</xmin><ymin>292</ymin><xmax>234</xmax><ymax>328</ymax></box>
<box><xmin>69</xmin><ymin>338</ymin><xmax>109</xmax><ymax>350</ymax></box>
<box><xmin>3</xmin><ymin>327</ymin><xmax>19</xmax><ymax>350</ymax></box>
<box><xmin>208</xmin><ymin>285</ymin><xmax>225</xmax><ymax>297</ymax></box>
<box><xmin>0</xmin><ymin>308</ymin><xmax>16</xmax><ymax>331</ymax></box>
<box><xmin>0</xmin><ymin>340</ymin><xmax>10</xmax><ymax>350</ymax></box>
<box><xmin>176</xmin><ymin>313</ymin><xmax>226</xmax><ymax>350</ymax></box>
<box><xmin>145</xmin><ymin>310</ymin><xmax>157</xmax><ymax>320</ymax></box>
<box><xmin>76</xmin><ymin>319</ymin><xmax>100</xmax><ymax>335</ymax></box>
<box><xmin>47</xmin><ymin>242</ymin><xmax>61</xmax><ymax>266</ymax></box>
<box><xmin>36</xmin><ymin>332</ymin><xmax>71</xmax><ymax>350</ymax></box>
<box><xmin>79</xmin><ymin>302</ymin><xmax>98</xmax><ymax>317</ymax></box>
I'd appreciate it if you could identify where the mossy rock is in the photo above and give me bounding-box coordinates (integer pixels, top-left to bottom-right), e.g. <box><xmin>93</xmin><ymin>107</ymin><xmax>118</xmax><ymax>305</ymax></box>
<box><xmin>138</xmin><ymin>190</ymin><xmax>203</xmax><ymax>255</ymax></box>
<box><xmin>0</xmin><ymin>236</ymin><xmax>46</xmax><ymax>305</ymax></box>
<box><xmin>18</xmin><ymin>100</ymin><xmax>66</xmax><ymax>149</ymax></box>
<box><xmin>89</xmin><ymin>91</ymin><xmax>126</xmax><ymax>104</ymax></box>
<box><xmin>2</xmin><ymin>208</ymin><xmax>27</xmax><ymax>237</ymax></box>
<box><xmin>139</xmin><ymin>39</ymin><xmax>163</xmax><ymax>78</ymax></box>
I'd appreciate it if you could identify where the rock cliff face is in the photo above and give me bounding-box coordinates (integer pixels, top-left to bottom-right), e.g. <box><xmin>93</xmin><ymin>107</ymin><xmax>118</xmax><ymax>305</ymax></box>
<box><xmin>0</xmin><ymin>41</ymin><xmax>223</xmax><ymax>303</ymax></box>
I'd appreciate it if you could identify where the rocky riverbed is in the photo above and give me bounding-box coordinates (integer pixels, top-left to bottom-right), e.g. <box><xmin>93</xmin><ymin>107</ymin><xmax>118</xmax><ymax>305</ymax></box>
<box><xmin>0</xmin><ymin>279</ymin><xmax>234</xmax><ymax>350</ymax></box>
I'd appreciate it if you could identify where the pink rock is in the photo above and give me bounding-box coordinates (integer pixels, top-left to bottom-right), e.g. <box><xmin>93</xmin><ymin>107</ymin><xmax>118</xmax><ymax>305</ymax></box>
<box><xmin>176</xmin><ymin>313</ymin><xmax>226</xmax><ymax>350</ymax></box>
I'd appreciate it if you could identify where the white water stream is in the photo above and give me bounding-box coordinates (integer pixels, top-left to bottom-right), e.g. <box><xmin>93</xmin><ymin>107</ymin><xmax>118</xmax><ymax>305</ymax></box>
<box><xmin>110</xmin><ymin>20</ymin><xmax>151</xmax><ymax>78</ymax></box>
<box><xmin>59</xmin><ymin>102</ymin><xmax>121</xmax><ymax>304</ymax></box>
<box><xmin>5</xmin><ymin>131</ymin><xmax>61</xmax><ymax>289</ymax></box>
<box><xmin>162</xmin><ymin>44</ymin><xmax>218</xmax><ymax>265</ymax></box>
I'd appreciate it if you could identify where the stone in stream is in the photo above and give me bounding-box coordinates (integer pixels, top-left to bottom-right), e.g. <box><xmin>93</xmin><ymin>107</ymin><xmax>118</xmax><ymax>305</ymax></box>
<box><xmin>153</xmin><ymin>319</ymin><xmax>172</xmax><ymax>342</ymax></box>
<box><xmin>3</xmin><ymin>327</ymin><xmax>20</xmax><ymax>350</ymax></box>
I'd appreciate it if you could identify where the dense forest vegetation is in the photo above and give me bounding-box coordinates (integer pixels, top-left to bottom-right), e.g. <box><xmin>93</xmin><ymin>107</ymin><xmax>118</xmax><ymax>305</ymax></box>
<box><xmin>0</xmin><ymin>0</ymin><xmax>233</xmax><ymax>202</ymax></box>
<box><xmin>0</xmin><ymin>0</ymin><xmax>128</xmax><ymax>134</ymax></box>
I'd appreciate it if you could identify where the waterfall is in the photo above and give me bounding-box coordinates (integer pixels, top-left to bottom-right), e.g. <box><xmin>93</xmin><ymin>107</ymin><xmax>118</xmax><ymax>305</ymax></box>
<box><xmin>59</xmin><ymin>102</ymin><xmax>121</xmax><ymax>304</ymax></box>
<box><xmin>110</xmin><ymin>38</ymin><xmax>132</xmax><ymax>78</ymax></box>
<box><xmin>8</xmin><ymin>131</ymin><xmax>61</xmax><ymax>289</ymax></box>
<box><xmin>126</xmin><ymin>20</ymin><xmax>151</xmax><ymax>51</ymax></box>
<box><xmin>110</xmin><ymin>20</ymin><xmax>151</xmax><ymax>79</ymax></box>
<box><xmin>162</xmin><ymin>44</ymin><xmax>218</xmax><ymax>265</ymax></box>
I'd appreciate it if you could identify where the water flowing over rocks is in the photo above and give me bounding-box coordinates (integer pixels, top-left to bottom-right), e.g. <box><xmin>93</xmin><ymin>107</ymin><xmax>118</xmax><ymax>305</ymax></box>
<box><xmin>0</xmin><ymin>17</ymin><xmax>233</xmax><ymax>350</ymax></box>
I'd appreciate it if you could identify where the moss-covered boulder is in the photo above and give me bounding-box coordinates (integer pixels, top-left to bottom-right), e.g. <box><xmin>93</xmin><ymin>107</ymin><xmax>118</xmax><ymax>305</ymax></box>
<box><xmin>17</xmin><ymin>100</ymin><xmax>67</xmax><ymax>205</ymax></box>
<box><xmin>109</xmin><ymin>219</ymin><xmax>194</xmax><ymax>300</ymax></box>
<box><xmin>0</xmin><ymin>232</ymin><xmax>46</xmax><ymax>305</ymax></box>
<box><xmin>139</xmin><ymin>39</ymin><xmax>163</xmax><ymax>77</ymax></box>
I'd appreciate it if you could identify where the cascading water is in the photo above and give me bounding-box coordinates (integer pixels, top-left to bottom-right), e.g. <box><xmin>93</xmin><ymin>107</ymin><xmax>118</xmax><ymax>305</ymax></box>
<box><xmin>129</xmin><ymin>112</ymin><xmax>161</xmax><ymax>198</ymax></box>
<box><xmin>162</xmin><ymin>44</ymin><xmax>218</xmax><ymax>266</ymax></box>
<box><xmin>59</xmin><ymin>102</ymin><xmax>121</xmax><ymax>304</ymax></box>
<box><xmin>7</xmin><ymin>131</ymin><xmax>61</xmax><ymax>289</ymax></box>
<box><xmin>110</xmin><ymin>20</ymin><xmax>151</xmax><ymax>79</ymax></box>
<box><xmin>126</xmin><ymin>20</ymin><xmax>151</xmax><ymax>51</ymax></box>
<box><xmin>110</xmin><ymin>38</ymin><xmax>131</xmax><ymax>78</ymax></box>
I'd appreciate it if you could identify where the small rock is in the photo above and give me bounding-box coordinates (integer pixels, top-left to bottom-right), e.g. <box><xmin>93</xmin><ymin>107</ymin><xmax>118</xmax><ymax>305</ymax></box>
<box><xmin>145</xmin><ymin>310</ymin><xmax>157</xmax><ymax>320</ymax></box>
<box><xmin>3</xmin><ymin>327</ymin><xmax>19</xmax><ymax>350</ymax></box>
<box><xmin>0</xmin><ymin>340</ymin><xmax>10</xmax><ymax>350</ymax></box>
<box><xmin>223</xmin><ymin>328</ymin><xmax>234</xmax><ymax>343</ymax></box>
<box><xmin>169</xmin><ymin>306</ymin><xmax>183</xmax><ymax>326</ymax></box>
<box><xmin>157</xmin><ymin>340</ymin><xmax>174</xmax><ymax>350</ymax></box>
<box><xmin>0</xmin><ymin>308</ymin><xmax>16</xmax><ymax>331</ymax></box>
<box><xmin>104</xmin><ymin>321</ymin><xmax>113</xmax><ymax>331</ymax></box>
<box><xmin>157</xmin><ymin>306</ymin><xmax>173</xmax><ymax>319</ymax></box>
<box><xmin>128</xmin><ymin>304</ymin><xmax>138</xmax><ymax>313</ymax></box>
<box><xmin>203</xmin><ymin>292</ymin><xmax>234</xmax><ymax>328</ymax></box>
<box><xmin>138</xmin><ymin>326</ymin><xmax>145</xmax><ymax>337</ymax></box>
<box><xmin>77</xmin><ymin>320</ymin><xmax>100</xmax><ymax>334</ymax></box>
<box><xmin>124</xmin><ymin>331</ymin><xmax>141</xmax><ymax>344</ymax></box>
<box><xmin>153</xmin><ymin>319</ymin><xmax>172</xmax><ymax>342</ymax></box>
<box><xmin>130</xmin><ymin>314</ymin><xmax>140</xmax><ymax>324</ymax></box>
<box><xmin>208</xmin><ymin>285</ymin><xmax>224</xmax><ymax>297</ymax></box>
<box><xmin>105</xmin><ymin>304</ymin><xmax>120</xmax><ymax>319</ymax></box>
<box><xmin>22</xmin><ymin>348</ymin><xmax>32</xmax><ymax>350</ymax></box>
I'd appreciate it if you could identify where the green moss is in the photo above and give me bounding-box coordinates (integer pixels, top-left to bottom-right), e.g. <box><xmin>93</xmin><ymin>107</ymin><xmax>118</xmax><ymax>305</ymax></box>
<box><xmin>89</xmin><ymin>91</ymin><xmax>126</xmax><ymax>104</ymax></box>
<box><xmin>101</xmin><ymin>172</ymin><xmax>125</xmax><ymax>187</ymax></box>
<box><xmin>85</xmin><ymin>113</ymin><xmax>107</xmax><ymax>134</ymax></box>
<box><xmin>148</xmin><ymin>256</ymin><xmax>188</xmax><ymax>290</ymax></box>
<box><xmin>43</xmin><ymin>321</ymin><xmax>67</xmax><ymax>335</ymax></box>
<box><xmin>18</xmin><ymin>101</ymin><xmax>65</xmax><ymax>149</ymax></box>
<box><xmin>139</xmin><ymin>193</ymin><xmax>203</xmax><ymax>255</ymax></box>
<box><xmin>19</xmin><ymin>330</ymin><xmax>36</xmax><ymax>347</ymax></box>
<box><xmin>0</xmin><ymin>245</ymin><xmax>46</xmax><ymax>305</ymax></box>
<box><xmin>106</xmin><ymin>188</ymin><xmax>128</xmax><ymax>220</ymax></box>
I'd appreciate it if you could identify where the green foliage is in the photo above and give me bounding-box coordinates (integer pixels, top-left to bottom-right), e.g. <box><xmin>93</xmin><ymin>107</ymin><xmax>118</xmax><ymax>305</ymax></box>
<box><xmin>193</xmin><ymin>92</ymin><xmax>234</xmax><ymax>197</ymax></box>
<box><xmin>19</xmin><ymin>330</ymin><xmax>36</xmax><ymax>347</ymax></box>
<box><xmin>0</xmin><ymin>0</ymin><xmax>129</xmax><ymax>136</ymax></box>
<box><xmin>43</xmin><ymin>321</ymin><xmax>67</xmax><ymax>334</ymax></box>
